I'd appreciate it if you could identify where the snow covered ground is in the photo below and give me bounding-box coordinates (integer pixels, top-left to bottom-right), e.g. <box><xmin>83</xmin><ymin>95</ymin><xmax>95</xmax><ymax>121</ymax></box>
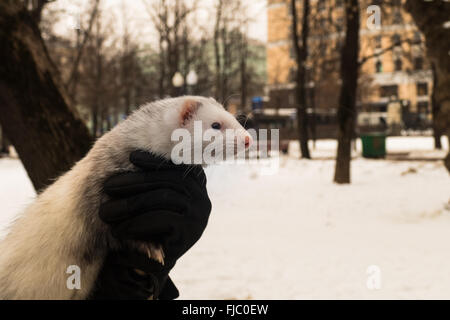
<box><xmin>0</xmin><ymin>137</ymin><xmax>449</xmax><ymax>299</ymax></box>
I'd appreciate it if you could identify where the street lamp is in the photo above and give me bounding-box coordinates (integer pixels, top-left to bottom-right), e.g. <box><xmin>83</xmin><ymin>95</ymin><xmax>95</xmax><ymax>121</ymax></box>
<box><xmin>172</xmin><ymin>72</ymin><xmax>184</xmax><ymax>97</ymax></box>
<box><xmin>186</xmin><ymin>70</ymin><xmax>198</xmax><ymax>95</ymax></box>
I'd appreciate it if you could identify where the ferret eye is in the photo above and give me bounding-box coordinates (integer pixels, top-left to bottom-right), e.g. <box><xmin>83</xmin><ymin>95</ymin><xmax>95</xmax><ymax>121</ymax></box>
<box><xmin>211</xmin><ymin>122</ymin><xmax>221</xmax><ymax>130</ymax></box>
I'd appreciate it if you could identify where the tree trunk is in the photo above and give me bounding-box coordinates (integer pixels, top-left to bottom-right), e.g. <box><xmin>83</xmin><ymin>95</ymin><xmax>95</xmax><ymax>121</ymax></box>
<box><xmin>334</xmin><ymin>0</ymin><xmax>359</xmax><ymax>184</ymax></box>
<box><xmin>310</xmin><ymin>87</ymin><xmax>317</xmax><ymax>149</ymax></box>
<box><xmin>214</xmin><ymin>0</ymin><xmax>223</xmax><ymax>101</ymax></box>
<box><xmin>92</xmin><ymin>106</ymin><xmax>99</xmax><ymax>137</ymax></box>
<box><xmin>221</xmin><ymin>27</ymin><xmax>230</xmax><ymax>106</ymax></box>
<box><xmin>158</xmin><ymin>34</ymin><xmax>166</xmax><ymax>98</ymax></box>
<box><xmin>124</xmin><ymin>90</ymin><xmax>131</xmax><ymax>116</ymax></box>
<box><xmin>431</xmin><ymin>63</ymin><xmax>442</xmax><ymax>149</ymax></box>
<box><xmin>290</xmin><ymin>0</ymin><xmax>311</xmax><ymax>159</ymax></box>
<box><xmin>405</xmin><ymin>0</ymin><xmax>450</xmax><ymax>172</ymax></box>
<box><xmin>239</xmin><ymin>35</ymin><xmax>248</xmax><ymax>112</ymax></box>
<box><xmin>66</xmin><ymin>0</ymin><xmax>100</xmax><ymax>101</ymax></box>
<box><xmin>0</xmin><ymin>2</ymin><xmax>92</xmax><ymax>191</ymax></box>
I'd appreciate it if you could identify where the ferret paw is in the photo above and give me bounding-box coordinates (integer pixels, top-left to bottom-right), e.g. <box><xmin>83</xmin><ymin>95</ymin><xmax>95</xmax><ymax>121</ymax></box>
<box><xmin>138</xmin><ymin>242</ymin><xmax>165</xmax><ymax>265</ymax></box>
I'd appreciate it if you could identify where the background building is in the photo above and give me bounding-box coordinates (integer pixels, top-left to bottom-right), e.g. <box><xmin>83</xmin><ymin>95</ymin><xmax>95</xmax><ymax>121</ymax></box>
<box><xmin>263</xmin><ymin>0</ymin><xmax>432</xmax><ymax>138</ymax></box>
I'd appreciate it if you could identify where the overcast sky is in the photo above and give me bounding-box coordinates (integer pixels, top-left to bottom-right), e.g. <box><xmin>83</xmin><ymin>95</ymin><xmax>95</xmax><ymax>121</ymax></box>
<box><xmin>49</xmin><ymin>0</ymin><xmax>268</xmax><ymax>44</ymax></box>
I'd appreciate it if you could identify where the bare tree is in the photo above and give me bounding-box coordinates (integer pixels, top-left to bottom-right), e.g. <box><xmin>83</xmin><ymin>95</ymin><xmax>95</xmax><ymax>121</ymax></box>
<box><xmin>23</xmin><ymin>0</ymin><xmax>50</xmax><ymax>23</ymax></box>
<box><xmin>213</xmin><ymin>0</ymin><xmax>257</xmax><ymax>108</ymax></box>
<box><xmin>145</xmin><ymin>0</ymin><xmax>255</xmax><ymax>105</ymax></box>
<box><xmin>431</xmin><ymin>63</ymin><xmax>442</xmax><ymax>149</ymax></box>
<box><xmin>290</xmin><ymin>0</ymin><xmax>311</xmax><ymax>159</ymax></box>
<box><xmin>213</xmin><ymin>0</ymin><xmax>236</xmax><ymax>104</ymax></box>
<box><xmin>303</xmin><ymin>2</ymin><xmax>345</xmax><ymax>147</ymax></box>
<box><xmin>334</xmin><ymin>0</ymin><xmax>360</xmax><ymax>184</ymax></box>
<box><xmin>236</xmin><ymin>8</ymin><xmax>249</xmax><ymax>112</ymax></box>
<box><xmin>214</xmin><ymin>0</ymin><xmax>223</xmax><ymax>101</ymax></box>
<box><xmin>65</xmin><ymin>0</ymin><xmax>101</xmax><ymax>102</ymax></box>
<box><xmin>117</xmin><ymin>4</ymin><xmax>143</xmax><ymax>116</ymax></box>
<box><xmin>77</xmin><ymin>11</ymin><xmax>121</xmax><ymax>137</ymax></box>
<box><xmin>144</xmin><ymin>0</ymin><xmax>198</xmax><ymax>97</ymax></box>
<box><xmin>0</xmin><ymin>1</ymin><xmax>92</xmax><ymax>191</ymax></box>
<box><xmin>405</xmin><ymin>0</ymin><xmax>450</xmax><ymax>172</ymax></box>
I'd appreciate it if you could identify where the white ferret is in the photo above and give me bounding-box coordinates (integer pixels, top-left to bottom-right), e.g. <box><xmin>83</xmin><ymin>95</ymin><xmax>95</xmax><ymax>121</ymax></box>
<box><xmin>0</xmin><ymin>96</ymin><xmax>252</xmax><ymax>299</ymax></box>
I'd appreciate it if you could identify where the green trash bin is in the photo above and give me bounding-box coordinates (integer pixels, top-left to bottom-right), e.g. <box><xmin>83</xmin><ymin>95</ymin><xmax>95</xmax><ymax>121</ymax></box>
<box><xmin>360</xmin><ymin>132</ymin><xmax>386</xmax><ymax>158</ymax></box>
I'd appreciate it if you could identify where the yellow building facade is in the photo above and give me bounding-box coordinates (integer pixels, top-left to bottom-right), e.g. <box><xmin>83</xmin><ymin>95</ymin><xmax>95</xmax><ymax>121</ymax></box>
<box><xmin>266</xmin><ymin>0</ymin><xmax>432</xmax><ymax>123</ymax></box>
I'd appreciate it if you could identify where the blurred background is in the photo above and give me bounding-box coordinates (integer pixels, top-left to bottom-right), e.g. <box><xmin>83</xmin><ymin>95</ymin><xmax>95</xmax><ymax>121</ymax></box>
<box><xmin>0</xmin><ymin>0</ymin><xmax>449</xmax><ymax>299</ymax></box>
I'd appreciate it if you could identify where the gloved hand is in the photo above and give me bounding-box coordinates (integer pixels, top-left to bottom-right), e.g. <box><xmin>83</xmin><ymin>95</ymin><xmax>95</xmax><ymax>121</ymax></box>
<box><xmin>88</xmin><ymin>250</ymin><xmax>179</xmax><ymax>300</ymax></box>
<box><xmin>91</xmin><ymin>151</ymin><xmax>211</xmax><ymax>300</ymax></box>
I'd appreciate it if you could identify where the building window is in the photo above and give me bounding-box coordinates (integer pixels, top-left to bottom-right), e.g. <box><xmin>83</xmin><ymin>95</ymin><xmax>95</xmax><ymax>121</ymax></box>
<box><xmin>380</xmin><ymin>85</ymin><xmax>398</xmax><ymax>98</ymax></box>
<box><xmin>393</xmin><ymin>9</ymin><xmax>402</xmax><ymax>25</ymax></box>
<box><xmin>333</xmin><ymin>39</ymin><xmax>343</xmax><ymax>53</ymax></box>
<box><xmin>417</xmin><ymin>82</ymin><xmax>428</xmax><ymax>96</ymax></box>
<box><xmin>288</xmin><ymin>92</ymin><xmax>295</xmax><ymax>106</ymax></box>
<box><xmin>289</xmin><ymin>45</ymin><xmax>295</xmax><ymax>59</ymax></box>
<box><xmin>319</xmin><ymin>17</ymin><xmax>326</xmax><ymax>27</ymax></box>
<box><xmin>393</xmin><ymin>46</ymin><xmax>402</xmax><ymax>71</ymax></box>
<box><xmin>417</xmin><ymin>101</ymin><xmax>429</xmax><ymax>113</ymax></box>
<box><xmin>375</xmin><ymin>35</ymin><xmax>382</xmax><ymax>49</ymax></box>
<box><xmin>305</xmin><ymin>67</ymin><xmax>313</xmax><ymax>83</ymax></box>
<box><xmin>319</xmin><ymin>41</ymin><xmax>327</xmax><ymax>56</ymax></box>
<box><xmin>391</xmin><ymin>34</ymin><xmax>401</xmax><ymax>46</ymax></box>
<box><xmin>289</xmin><ymin>67</ymin><xmax>297</xmax><ymax>83</ymax></box>
<box><xmin>307</xmin><ymin>87</ymin><xmax>315</xmax><ymax>106</ymax></box>
<box><xmin>394</xmin><ymin>58</ymin><xmax>402</xmax><ymax>71</ymax></box>
<box><xmin>414</xmin><ymin>56</ymin><xmax>423</xmax><ymax>70</ymax></box>
<box><xmin>317</xmin><ymin>0</ymin><xmax>326</xmax><ymax>12</ymax></box>
<box><xmin>413</xmin><ymin>31</ymin><xmax>422</xmax><ymax>44</ymax></box>
<box><xmin>336</xmin><ymin>17</ymin><xmax>344</xmax><ymax>32</ymax></box>
<box><xmin>375</xmin><ymin>60</ymin><xmax>383</xmax><ymax>73</ymax></box>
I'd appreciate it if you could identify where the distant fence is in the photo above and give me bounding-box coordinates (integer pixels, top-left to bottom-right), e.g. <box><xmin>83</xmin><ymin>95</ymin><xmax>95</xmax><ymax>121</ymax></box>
<box><xmin>253</xmin><ymin>112</ymin><xmax>433</xmax><ymax>140</ymax></box>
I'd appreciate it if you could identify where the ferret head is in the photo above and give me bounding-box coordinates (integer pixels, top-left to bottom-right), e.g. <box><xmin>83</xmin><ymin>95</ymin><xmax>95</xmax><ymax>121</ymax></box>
<box><xmin>127</xmin><ymin>96</ymin><xmax>253</xmax><ymax>164</ymax></box>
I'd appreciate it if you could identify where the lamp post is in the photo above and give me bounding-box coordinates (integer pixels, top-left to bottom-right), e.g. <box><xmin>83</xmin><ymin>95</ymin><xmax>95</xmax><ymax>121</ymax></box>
<box><xmin>172</xmin><ymin>72</ymin><xmax>184</xmax><ymax>97</ymax></box>
<box><xmin>186</xmin><ymin>70</ymin><xmax>198</xmax><ymax>95</ymax></box>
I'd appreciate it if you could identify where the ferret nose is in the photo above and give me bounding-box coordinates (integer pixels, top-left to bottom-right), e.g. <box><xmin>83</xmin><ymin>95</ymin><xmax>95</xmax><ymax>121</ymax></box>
<box><xmin>245</xmin><ymin>135</ymin><xmax>252</xmax><ymax>148</ymax></box>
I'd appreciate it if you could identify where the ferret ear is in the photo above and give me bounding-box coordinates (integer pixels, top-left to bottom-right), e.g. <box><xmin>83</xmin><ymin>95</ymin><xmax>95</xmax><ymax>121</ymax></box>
<box><xmin>180</xmin><ymin>99</ymin><xmax>202</xmax><ymax>126</ymax></box>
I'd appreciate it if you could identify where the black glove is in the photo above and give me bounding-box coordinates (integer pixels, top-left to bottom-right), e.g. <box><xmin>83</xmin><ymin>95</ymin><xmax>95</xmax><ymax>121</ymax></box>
<box><xmin>88</xmin><ymin>250</ymin><xmax>179</xmax><ymax>300</ymax></box>
<box><xmin>92</xmin><ymin>151</ymin><xmax>211</xmax><ymax>299</ymax></box>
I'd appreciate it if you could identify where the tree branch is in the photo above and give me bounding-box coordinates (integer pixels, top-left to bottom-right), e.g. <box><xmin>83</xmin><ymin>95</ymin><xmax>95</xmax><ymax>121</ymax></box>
<box><xmin>358</xmin><ymin>38</ymin><xmax>419</xmax><ymax>66</ymax></box>
<box><xmin>65</xmin><ymin>0</ymin><xmax>101</xmax><ymax>98</ymax></box>
<box><xmin>27</xmin><ymin>0</ymin><xmax>52</xmax><ymax>24</ymax></box>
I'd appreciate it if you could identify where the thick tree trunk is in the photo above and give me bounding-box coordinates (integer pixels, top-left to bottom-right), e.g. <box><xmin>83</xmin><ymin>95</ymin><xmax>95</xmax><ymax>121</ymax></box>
<box><xmin>405</xmin><ymin>0</ymin><xmax>450</xmax><ymax>172</ymax></box>
<box><xmin>334</xmin><ymin>0</ymin><xmax>359</xmax><ymax>184</ymax></box>
<box><xmin>290</xmin><ymin>0</ymin><xmax>311</xmax><ymax>159</ymax></box>
<box><xmin>431</xmin><ymin>63</ymin><xmax>442</xmax><ymax>149</ymax></box>
<box><xmin>0</xmin><ymin>1</ymin><xmax>92</xmax><ymax>191</ymax></box>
